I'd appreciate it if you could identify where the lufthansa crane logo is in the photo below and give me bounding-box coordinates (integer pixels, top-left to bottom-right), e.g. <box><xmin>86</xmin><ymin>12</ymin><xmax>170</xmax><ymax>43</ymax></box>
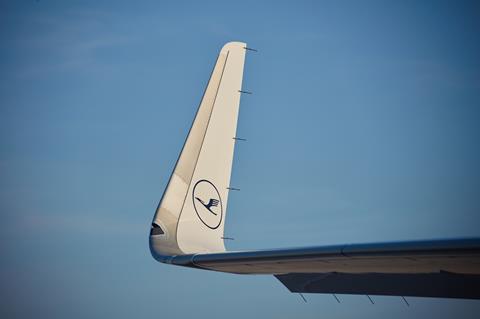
<box><xmin>192</xmin><ymin>179</ymin><xmax>223</xmax><ymax>229</ymax></box>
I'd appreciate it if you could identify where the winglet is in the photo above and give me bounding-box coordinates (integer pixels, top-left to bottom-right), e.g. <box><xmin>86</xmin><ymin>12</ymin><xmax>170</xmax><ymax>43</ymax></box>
<box><xmin>150</xmin><ymin>42</ymin><xmax>247</xmax><ymax>259</ymax></box>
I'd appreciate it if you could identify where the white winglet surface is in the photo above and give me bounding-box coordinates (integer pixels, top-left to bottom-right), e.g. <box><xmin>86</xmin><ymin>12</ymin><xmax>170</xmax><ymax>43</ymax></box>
<box><xmin>150</xmin><ymin>42</ymin><xmax>246</xmax><ymax>255</ymax></box>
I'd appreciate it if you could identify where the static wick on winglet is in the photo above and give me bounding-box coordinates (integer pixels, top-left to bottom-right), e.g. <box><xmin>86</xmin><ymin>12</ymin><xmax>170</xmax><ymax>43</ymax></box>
<box><xmin>221</xmin><ymin>237</ymin><xmax>235</xmax><ymax>240</ymax></box>
<box><xmin>238</xmin><ymin>90</ymin><xmax>252</xmax><ymax>94</ymax></box>
<box><xmin>233</xmin><ymin>137</ymin><xmax>247</xmax><ymax>141</ymax></box>
<box><xmin>227</xmin><ymin>187</ymin><xmax>240</xmax><ymax>191</ymax></box>
<box><xmin>244</xmin><ymin>46</ymin><xmax>258</xmax><ymax>52</ymax></box>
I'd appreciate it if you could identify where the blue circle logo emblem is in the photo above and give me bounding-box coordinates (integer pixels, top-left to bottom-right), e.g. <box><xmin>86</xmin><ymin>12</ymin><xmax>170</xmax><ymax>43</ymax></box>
<box><xmin>192</xmin><ymin>180</ymin><xmax>223</xmax><ymax>229</ymax></box>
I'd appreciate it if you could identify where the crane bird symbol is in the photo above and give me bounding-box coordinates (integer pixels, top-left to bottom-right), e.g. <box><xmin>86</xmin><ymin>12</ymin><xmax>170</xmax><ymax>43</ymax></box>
<box><xmin>195</xmin><ymin>197</ymin><xmax>219</xmax><ymax>215</ymax></box>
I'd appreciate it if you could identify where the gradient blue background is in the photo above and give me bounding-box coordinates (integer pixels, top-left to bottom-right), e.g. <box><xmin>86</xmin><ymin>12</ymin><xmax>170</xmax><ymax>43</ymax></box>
<box><xmin>1</xmin><ymin>1</ymin><xmax>480</xmax><ymax>318</ymax></box>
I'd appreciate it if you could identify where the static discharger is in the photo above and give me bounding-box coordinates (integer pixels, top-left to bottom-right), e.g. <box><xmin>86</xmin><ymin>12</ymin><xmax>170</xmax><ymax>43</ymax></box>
<box><xmin>233</xmin><ymin>137</ymin><xmax>247</xmax><ymax>141</ymax></box>
<box><xmin>244</xmin><ymin>46</ymin><xmax>258</xmax><ymax>52</ymax></box>
<box><xmin>227</xmin><ymin>187</ymin><xmax>240</xmax><ymax>191</ymax></box>
<box><xmin>299</xmin><ymin>293</ymin><xmax>307</xmax><ymax>303</ymax></box>
<box><xmin>238</xmin><ymin>90</ymin><xmax>252</xmax><ymax>94</ymax></box>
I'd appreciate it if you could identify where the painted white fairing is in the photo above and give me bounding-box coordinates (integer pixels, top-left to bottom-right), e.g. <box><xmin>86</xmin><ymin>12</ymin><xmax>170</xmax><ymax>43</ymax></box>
<box><xmin>150</xmin><ymin>42</ymin><xmax>246</xmax><ymax>257</ymax></box>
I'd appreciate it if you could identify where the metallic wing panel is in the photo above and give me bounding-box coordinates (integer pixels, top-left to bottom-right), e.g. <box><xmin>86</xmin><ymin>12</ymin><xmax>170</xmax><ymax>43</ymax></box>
<box><xmin>168</xmin><ymin>238</ymin><xmax>480</xmax><ymax>299</ymax></box>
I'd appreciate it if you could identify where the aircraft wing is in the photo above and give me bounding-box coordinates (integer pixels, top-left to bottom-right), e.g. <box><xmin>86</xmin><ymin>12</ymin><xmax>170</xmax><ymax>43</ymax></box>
<box><xmin>167</xmin><ymin>238</ymin><xmax>480</xmax><ymax>299</ymax></box>
<box><xmin>149</xmin><ymin>42</ymin><xmax>480</xmax><ymax>300</ymax></box>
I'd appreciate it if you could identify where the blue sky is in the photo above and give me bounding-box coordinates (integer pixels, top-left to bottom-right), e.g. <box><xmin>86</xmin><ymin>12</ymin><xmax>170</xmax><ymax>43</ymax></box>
<box><xmin>1</xmin><ymin>1</ymin><xmax>480</xmax><ymax>318</ymax></box>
